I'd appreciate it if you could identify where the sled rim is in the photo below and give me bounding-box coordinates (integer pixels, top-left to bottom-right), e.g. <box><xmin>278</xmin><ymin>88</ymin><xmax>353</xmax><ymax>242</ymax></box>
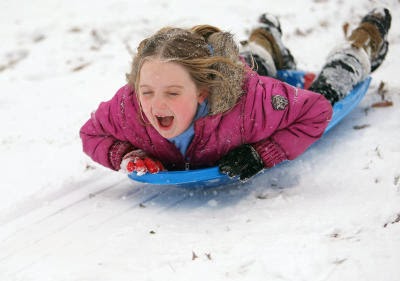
<box><xmin>128</xmin><ymin>166</ymin><xmax>229</xmax><ymax>185</ymax></box>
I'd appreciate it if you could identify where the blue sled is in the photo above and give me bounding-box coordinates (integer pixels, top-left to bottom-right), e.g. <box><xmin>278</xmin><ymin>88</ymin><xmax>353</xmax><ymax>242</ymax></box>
<box><xmin>128</xmin><ymin>70</ymin><xmax>371</xmax><ymax>187</ymax></box>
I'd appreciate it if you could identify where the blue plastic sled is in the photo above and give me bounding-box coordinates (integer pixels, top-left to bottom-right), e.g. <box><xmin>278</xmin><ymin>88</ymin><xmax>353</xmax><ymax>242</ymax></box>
<box><xmin>128</xmin><ymin>70</ymin><xmax>371</xmax><ymax>187</ymax></box>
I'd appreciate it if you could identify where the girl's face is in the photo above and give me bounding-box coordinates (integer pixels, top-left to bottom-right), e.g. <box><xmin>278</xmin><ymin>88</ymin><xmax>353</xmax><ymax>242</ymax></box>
<box><xmin>138</xmin><ymin>59</ymin><xmax>207</xmax><ymax>139</ymax></box>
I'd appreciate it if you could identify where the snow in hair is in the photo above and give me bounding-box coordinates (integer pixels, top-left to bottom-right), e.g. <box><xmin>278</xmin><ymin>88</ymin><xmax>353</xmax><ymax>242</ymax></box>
<box><xmin>126</xmin><ymin>26</ymin><xmax>246</xmax><ymax>115</ymax></box>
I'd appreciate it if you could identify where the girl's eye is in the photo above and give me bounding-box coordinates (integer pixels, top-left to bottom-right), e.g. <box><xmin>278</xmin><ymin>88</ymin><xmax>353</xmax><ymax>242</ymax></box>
<box><xmin>168</xmin><ymin>92</ymin><xmax>179</xmax><ymax>96</ymax></box>
<box><xmin>141</xmin><ymin>91</ymin><xmax>153</xmax><ymax>96</ymax></box>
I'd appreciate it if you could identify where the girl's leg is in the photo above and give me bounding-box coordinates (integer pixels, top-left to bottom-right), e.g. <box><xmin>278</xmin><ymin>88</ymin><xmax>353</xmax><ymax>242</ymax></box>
<box><xmin>309</xmin><ymin>8</ymin><xmax>391</xmax><ymax>105</ymax></box>
<box><xmin>240</xmin><ymin>13</ymin><xmax>296</xmax><ymax>77</ymax></box>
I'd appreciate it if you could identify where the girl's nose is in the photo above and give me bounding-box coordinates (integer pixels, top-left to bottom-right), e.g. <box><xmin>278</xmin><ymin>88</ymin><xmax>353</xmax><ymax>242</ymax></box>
<box><xmin>152</xmin><ymin>95</ymin><xmax>167</xmax><ymax>109</ymax></box>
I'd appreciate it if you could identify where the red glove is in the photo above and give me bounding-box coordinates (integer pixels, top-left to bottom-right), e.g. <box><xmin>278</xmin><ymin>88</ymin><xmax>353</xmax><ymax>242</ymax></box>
<box><xmin>120</xmin><ymin>150</ymin><xmax>164</xmax><ymax>175</ymax></box>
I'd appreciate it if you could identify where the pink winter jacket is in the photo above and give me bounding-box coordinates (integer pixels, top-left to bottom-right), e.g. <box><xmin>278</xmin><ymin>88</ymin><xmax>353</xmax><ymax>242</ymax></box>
<box><xmin>80</xmin><ymin>70</ymin><xmax>333</xmax><ymax>171</ymax></box>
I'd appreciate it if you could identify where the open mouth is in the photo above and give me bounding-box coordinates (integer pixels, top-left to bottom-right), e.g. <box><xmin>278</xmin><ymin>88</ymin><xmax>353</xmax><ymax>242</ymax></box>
<box><xmin>156</xmin><ymin>115</ymin><xmax>174</xmax><ymax>128</ymax></box>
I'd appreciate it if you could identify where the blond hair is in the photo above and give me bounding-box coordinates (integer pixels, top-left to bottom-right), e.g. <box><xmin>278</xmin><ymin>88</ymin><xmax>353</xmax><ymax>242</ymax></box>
<box><xmin>126</xmin><ymin>25</ymin><xmax>245</xmax><ymax>115</ymax></box>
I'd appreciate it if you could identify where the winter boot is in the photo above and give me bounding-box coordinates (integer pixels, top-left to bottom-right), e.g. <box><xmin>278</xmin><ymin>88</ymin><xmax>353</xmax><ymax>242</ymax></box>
<box><xmin>240</xmin><ymin>13</ymin><xmax>296</xmax><ymax>77</ymax></box>
<box><xmin>348</xmin><ymin>7</ymin><xmax>391</xmax><ymax>72</ymax></box>
<box><xmin>240</xmin><ymin>40</ymin><xmax>278</xmax><ymax>77</ymax></box>
<box><xmin>309</xmin><ymin>8</ymin><xmax>391</xmax><ymax>105</ymax></box>
<box><xmin>251</xmin><ymin>13</ymin><xmax>297</xmax><ymax>70</ymax></box>
<box><xmin>309</xmin><ymin>46</ymin><xmax>371</xmax><ymax>104</ymax></box>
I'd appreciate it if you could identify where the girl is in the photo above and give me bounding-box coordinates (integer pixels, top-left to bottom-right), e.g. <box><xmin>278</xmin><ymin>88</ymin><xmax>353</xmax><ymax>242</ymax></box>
<box><xmin>80</xmin><ymin>8</ymin><xmax>391</xmax><ymax>181</ymax></box>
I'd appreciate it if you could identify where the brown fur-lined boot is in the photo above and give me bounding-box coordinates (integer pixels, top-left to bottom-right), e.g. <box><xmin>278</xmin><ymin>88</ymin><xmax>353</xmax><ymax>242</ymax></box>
<box><xmin>249</xmin><ymin>14</ymin><xmax>296</xmax><ymax>70</ymax></box>
<box><xmin>309</xmin><ymin>8</ymin><xmax>391</xmax><ymax>105</ymax></box>
<box><xmin>240</xmin><ymin>13</ymin><xmax>296</xmax><ymax>77</ymax></box>
<box><xmin>348</xmin><ymin>7</ymin><xmax>391</xmax><ymax>72</ymax></box>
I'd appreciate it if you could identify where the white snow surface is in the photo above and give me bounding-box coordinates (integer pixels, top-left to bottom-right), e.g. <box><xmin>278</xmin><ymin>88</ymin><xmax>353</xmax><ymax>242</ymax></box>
<box><xmin>1</xmin><ymin>0</ymin><xmax>400</xmax><ymax>280</ymax></box>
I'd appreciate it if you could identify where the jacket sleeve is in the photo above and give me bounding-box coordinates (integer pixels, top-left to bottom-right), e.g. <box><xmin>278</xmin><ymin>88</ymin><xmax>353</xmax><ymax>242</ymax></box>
<box><xmin>80</xmin><ymin>86</ymin><xmax>135</xmax><ymax>170</ymax></box>
<box><xmin>244</xmin><ymin>77</ymin><xmax>333</xmax><ymax>168</ymax></box>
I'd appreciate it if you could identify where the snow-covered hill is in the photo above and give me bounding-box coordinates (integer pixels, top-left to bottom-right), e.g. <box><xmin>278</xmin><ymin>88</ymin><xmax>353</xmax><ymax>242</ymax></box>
<box><xmin>1</xmin><ymin>0</ymin><xmax>399</xmax><ymax>280</ymax></box>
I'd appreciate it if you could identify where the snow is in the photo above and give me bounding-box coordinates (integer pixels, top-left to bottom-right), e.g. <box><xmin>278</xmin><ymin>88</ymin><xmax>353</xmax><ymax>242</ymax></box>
<box><xmin>1</xmin><ymin>0</ymin><xmax>399</xmax><ymax>280</ymax></box>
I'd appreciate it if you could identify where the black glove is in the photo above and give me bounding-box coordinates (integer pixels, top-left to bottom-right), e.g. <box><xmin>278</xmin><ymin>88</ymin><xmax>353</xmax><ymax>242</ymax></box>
<box><xmin>218</xmin><ymin>144</ymin><xmax>264</xmax><ymax>181</ymax></box>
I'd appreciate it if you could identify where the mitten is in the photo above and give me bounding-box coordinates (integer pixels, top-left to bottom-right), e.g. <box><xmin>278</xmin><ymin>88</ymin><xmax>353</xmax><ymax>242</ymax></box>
<box><xmin>120</xmin><ymin>149</ymin><xmax>164</xmax><ymax>175</ymax></box>
<box><xmin>218</xmin><ymin>144</ymin><xmax>264</xmax><ymax>181</ymax></box>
